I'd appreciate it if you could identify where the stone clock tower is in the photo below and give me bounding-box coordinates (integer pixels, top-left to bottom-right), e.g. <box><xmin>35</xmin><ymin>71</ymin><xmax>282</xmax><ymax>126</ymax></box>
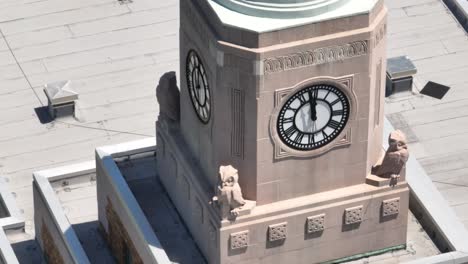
<box><xmin>156</xmin><ymin>0</ymin><xmax>409</xmax><ymax>263</ymax></box>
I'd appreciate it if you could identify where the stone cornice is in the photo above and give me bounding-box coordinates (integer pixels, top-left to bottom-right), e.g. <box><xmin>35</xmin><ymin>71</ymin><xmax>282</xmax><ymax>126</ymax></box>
<box><xmin>264</xmin><ymin>40</ymin><xmax>368</xmax><ymax>74</ymax></box>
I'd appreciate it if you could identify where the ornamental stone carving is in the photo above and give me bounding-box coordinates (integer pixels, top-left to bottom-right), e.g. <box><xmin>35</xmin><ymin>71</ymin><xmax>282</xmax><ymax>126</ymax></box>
<box><xmin>382</xmin><ymin>198</ymin><xmax>400</xmax><ymax>217</ymax></box>
<box><xmin>212</xmin><ymin>165</ymin><xmax>246</xmax><ymax>220</ymax></box>
<box><xmin>268</xmin><ymin>222</ymin><xmax>288</xmax><ymax>242</ymax></box>
<box><xmin>230</xmin><ymin>230</ymin><xmax>249</xmax><ymax>250</ymax></box>
<box><xmin>264</xmin><ymin>41</ymin><xmax>368</xmax><ymax>74</ymax></box>
<box><xmin>307</xmin><ymin>214</ymin><xmax>325</xmax><ymax>233</ymax></box>
<box><xmin>372</xmin><ymin>130</ymin><xmax>409</xmax><ymax>186</ymax></box>
<box><xmin>344</xmin><ymin>206</ymin><xmax>363</xmax><ymax>225</ymax></box>
<box><xmin>156</xmin><ymin>71</ymin><xmax>180</xmax><ymax>122</ymax></box>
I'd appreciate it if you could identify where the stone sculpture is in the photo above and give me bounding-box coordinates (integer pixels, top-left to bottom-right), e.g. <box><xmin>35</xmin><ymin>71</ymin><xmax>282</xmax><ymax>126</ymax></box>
<box><xmin>212</xmin><ymin>165</ymin><xmax>246</xmax><ymax>220</ymax></box>
<box><xmin>372</xmin><ymin>130</ymin><xmax>409</xmax><ymax>185</ymax></box>
<box><xmin>156</xmin><ymin>71</ymin><xmax>180</xmax><ymax>121</ymax></box>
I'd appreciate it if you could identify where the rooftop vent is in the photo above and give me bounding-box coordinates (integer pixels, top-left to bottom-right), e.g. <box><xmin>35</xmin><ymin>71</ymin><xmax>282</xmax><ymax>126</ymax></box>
<box><xmin>43</xmin><ymin>80</ymin><xmax>79</xmax><ymax>119</ymax></box>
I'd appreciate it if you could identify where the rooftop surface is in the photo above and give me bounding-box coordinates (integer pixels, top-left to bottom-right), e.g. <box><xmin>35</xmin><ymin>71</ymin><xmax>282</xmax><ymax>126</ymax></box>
<box><xmin>385</xmin><ymin>0</ymin><xmax>468</xmax><ymax>229</ymax></box>
<box><xmin>0</xmin><ymin>0</ymin><xmax>466</xmax><ymax>262</ymax></box>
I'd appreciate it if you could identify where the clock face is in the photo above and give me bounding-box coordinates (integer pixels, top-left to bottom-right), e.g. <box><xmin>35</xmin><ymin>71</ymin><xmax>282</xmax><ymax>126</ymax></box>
<box><xmin>277</xmin><ymin>84</ymin><xmax>350</xmax><ymax>151</ymax></box>
<box><xmin>186</xmin><ymin>50</ymin><xmax>211</xmax><ymax>124</ymax></box>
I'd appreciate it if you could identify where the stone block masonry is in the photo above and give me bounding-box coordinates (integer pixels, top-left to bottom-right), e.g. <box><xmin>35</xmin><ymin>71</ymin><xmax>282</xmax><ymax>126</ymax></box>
<box><xmin>101</xmin><ymin>197</ymin><xmax>143</xmax><ymax>264</ymax></box>
<box><xmin>41</xmin><ymin>220</ymin><xmax>65</xmax><ymax>264</ymax></box>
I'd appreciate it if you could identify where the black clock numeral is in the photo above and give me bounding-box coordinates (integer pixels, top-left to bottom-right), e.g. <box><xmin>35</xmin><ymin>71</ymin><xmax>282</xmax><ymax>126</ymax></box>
<box><xmin>189</xmin><ymin>58</ymin><xmax>195</xmax><ymax>69</ymax></box>
<box><xmin>287</xmin><ymin>106</ymin><xmax>298</xmax><ymax>111</ymax></box>
<box><xmin>298</xmin><ymin>94</ymin><xmax>307</xmax><ymax>104</ymax></box>
<box><xmin>322</xmin><ymin>130</ymin><xmax>329</xmax><ymax>138</ymax></box>
<box><xmin>284</xmin><ymin>125</ymin><xmax>297</xmax><ymax>138</ymax></box>
<box><xmin>330</xmin><ymin>98</ymin><xmax>340</xmax><ymax>106</ymax></box>
<box><xmin>312</xmin><ymin>89</ymin><xmax>319</xmax><ymax>99</ymax></box>
<box><xmin>323</xmin><ymin>90</ymin><xmax>331</xmax><ymax>100</ymax></box>
<box><xmin>308</xmin><ymin>134</ymin><xmax>315</xmax><ymax>144</ymax></box>
<box><xmin>282</xmin><ymin>117</ymin><xmax>294</xmax><ymax>123</ymax></box>
<box><xmin>294</xmin><ymin>132</ymin><xmax>304</xmax><ymax>143</ymax></box>
<box><xmin>332</xmin><ymin>110</ymin><xmax>344</xmax><ymax>116</ymax></box>
<box><xmin>328</xmin><ymin>120</ymin><xmax>341</xmax><ymax>130</ymax></box>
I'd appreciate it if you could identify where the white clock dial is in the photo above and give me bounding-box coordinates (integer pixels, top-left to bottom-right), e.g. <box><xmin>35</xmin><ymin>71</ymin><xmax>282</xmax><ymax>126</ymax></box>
<box><xmin>186</xmin><ymin>50</ymin><xmax>211</xmax><ymax>124</ymax></box>
<box><xmin>277</xmin><ymin>84</ymin><xmax>350</xmax><ymax>150</ymax></box>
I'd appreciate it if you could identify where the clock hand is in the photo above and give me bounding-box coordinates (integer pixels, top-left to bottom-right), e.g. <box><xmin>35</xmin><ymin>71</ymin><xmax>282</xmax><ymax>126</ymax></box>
<box><xmin>309</xmin><ymin>90</ymin><xmax>317</xmax><ymax>121</ymax></box>
<box><xmin>194</xmin><ymin>72</ymin><xmax>201</xmax><ymax>101</ymax></box>
<box><xmin>195</xmin><ymin>69</ymin><xmax>200</xmax><ymax>89</ymax></box>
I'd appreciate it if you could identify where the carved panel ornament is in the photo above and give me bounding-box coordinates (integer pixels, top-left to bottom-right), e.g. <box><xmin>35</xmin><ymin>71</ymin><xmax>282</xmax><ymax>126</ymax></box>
<box><xmin>268</xmin><ymin>222</ymin><xmax>288</xmax><ymax>241</ymax></box>
<box><xmin>344</xmin><ymin>206</ymin><xmax>363</xmax><ymax>225</ymax></box>
<box><xmin>307</xmin><ymin>214</ymin><xmax>325</xmax><ymax>233</ymax></box>
<box><xmin>382</xmin><ymin>198</ymin><xmax>400</xmax><ymax>217</ymax></box>
<box><xmin>264</xmin><ymin>41</ymin><xmax>368</xmax><ymax>74</ymax></box>
<box><xmin>230</xmin><ymin>230</ymin><xmax>249</xmax><ymax>250</ymax></box>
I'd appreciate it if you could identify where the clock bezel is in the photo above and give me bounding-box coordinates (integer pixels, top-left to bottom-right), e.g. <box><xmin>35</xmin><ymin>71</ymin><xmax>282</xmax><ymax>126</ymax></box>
<box><xmin>270</xmin><ymin>76</ymin><xmax>358</xmax><ymax>158</ymax></box>
<box><xmin>186</xmin><ymin>49</ymin><xmax>212</xmax><ymax>124</ymax></box>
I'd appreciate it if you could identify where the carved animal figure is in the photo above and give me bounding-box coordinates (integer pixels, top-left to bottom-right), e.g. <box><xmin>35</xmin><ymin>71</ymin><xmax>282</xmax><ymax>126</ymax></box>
<box><xmin>156</xmin><ymin>71</ymin><xmax>180</xmax><ymax>121</ymax></box>
<box><xmin>372</xmin><ymin>130</ymin><xmax>409</xmax><ymax>184</ymax></box>
<box><xmin>212</xmin><ymin>165</ymin><xmax>246</xmax><ymax>219</ymax></box>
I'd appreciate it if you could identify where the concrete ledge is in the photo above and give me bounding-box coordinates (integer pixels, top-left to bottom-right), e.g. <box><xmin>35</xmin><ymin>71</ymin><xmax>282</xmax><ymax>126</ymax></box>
<box><xmin>404</xmin><ymin>251</ymin><xmax>468</xmax><ymax>264</ymax></box>
<box><xmin>33</xmin><ymin>165</ymin><xmax>91</xmax><ymax>264</ymax></box>
<box><xmin>383</xmin><ymin>119</ymin><xmax>468</xmax><ymax>263</ymax></box>
<box><xmin>0</xmin><ymin>177</ymin><xmax>24</xmax><ymax>231</ymax></box>
<box><xmin>0</xmin><ymin>228</ymin><xmax>19</xmax><ymax>264</ymax></box>
<box><xmin>444</xmin><ymin>0</ymin><xmax>468</xmax><ymax>32</ymax></box>
<box><xmin>98</xmin><ymin>137</ymin><xmax>156</xmax><ymax>159</ymax></box>
<box><xmin>34</xmin><ymin>161</ymin><xmax>95</xmax><ymax>183</ymax></box>
<box><xmin>96</xmin><ymin>137</ymin><xmax>171</xmax><ymax>264</ymax></box>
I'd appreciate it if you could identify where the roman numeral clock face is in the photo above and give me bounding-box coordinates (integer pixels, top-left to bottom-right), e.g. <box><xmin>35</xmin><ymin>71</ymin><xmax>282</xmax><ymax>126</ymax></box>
<box><xmin>186</xmin><ymin>50</ymin><xmax>211</xmax><ymax>123</ymax></box>
<box><xmin>277</xmin><ymin>84</ymin><xmax>350</xmax><ymax>151</ymax></box>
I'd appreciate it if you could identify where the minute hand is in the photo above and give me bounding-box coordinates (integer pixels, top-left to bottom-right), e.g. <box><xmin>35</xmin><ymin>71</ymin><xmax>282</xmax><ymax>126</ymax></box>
<box><xmin>309</xmin><ymin>91</ymin><xmax>317</xmax><ymax>121</ymax></box>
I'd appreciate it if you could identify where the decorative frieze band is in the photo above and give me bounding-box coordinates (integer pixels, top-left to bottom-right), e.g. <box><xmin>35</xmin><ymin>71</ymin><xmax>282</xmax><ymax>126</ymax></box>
<box><xmin>264</xmin><ymin>41</ymin><xmax>368</xmax><ymax>74</ymax></box>
<box><xmin>226</xmin><ymin>198</ymin><xmax>402</xmax><ymax>251</ymax></box>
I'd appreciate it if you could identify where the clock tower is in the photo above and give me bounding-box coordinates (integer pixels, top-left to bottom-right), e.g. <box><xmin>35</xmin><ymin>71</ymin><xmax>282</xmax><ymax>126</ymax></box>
<box><xmin>156</xmin><ymin>0</ymin><xmax>409</xmax><ymax>263</ymax></box>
